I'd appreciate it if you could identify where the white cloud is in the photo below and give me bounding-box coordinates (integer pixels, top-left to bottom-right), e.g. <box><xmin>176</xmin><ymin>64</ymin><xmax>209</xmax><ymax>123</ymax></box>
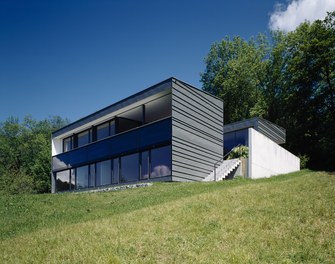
<box><xmin>269</xmin><ymin>0</ymin><xmax>335</xmax><ymax>32</ymax></box>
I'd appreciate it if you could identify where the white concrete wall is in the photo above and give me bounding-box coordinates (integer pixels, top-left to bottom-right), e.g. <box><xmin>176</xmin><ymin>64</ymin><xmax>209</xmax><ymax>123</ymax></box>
<box><xmin>52</xmin><ymin>138</ymin><xmax>62</xmax><ymax>156</ymax></box>
<box><xmin>248</xmin><ymin>128</ymin><xmax>300</xmax><ymax>179</ymax></box>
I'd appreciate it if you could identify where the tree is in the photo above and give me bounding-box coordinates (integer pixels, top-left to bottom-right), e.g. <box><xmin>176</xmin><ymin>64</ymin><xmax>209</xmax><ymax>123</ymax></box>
<box><xmin>277</xmin><ymin>12</ymin><xmax>335</xmax><ymax>170</ymax></box>
<box><xmin>201</xmin><ymin>12</ymin><xmax>335</xmax><ymax>170</ymax></box>
<box><xmin>0</xmin><ymin>116</ymin><xmax>69</xmax><ymax>194</ymax></box>
<box><xmin>200</xmin><ymin>34</ymin><xmax>270</xmax><ymax>124</ymax></box>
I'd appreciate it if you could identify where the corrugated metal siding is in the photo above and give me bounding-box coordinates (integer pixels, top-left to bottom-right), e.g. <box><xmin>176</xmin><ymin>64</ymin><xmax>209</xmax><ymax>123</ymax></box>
<box><xmin>224</xmin><ymin>117</ymin><xmax>286</xmax><ymax>145</ymax></box>
<box><xmin>257</xmin><ymin>119</ymin><xmax>285</xmax><ymax>144</ymax></box>
<box><xmin>171</xmin><ymin>80</ymin><xmax>224</xmax><ymax>182</ymax></box>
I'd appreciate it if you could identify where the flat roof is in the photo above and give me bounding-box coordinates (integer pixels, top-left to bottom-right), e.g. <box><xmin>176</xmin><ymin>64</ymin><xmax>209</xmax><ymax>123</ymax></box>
<box><xmin>52</xmin><ymin>77</ymin><xmax>220</xmax><ymax>138</ymax></box>
<box><xmin>224</xmin><ymin>117</ymin><xmax>286</xmax><ymax>144</ymax></box>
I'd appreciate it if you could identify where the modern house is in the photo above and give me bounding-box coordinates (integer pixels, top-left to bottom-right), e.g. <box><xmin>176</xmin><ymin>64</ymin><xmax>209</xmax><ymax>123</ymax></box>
<box><xmin>51</xmin><ymin>78</ymin><xmax>224</xmax><ymax>193</ymax></box>
<box><xmin>51</xmin><ymin>77</ymin><xmax>300</xmax><ymax>193</ymax></box>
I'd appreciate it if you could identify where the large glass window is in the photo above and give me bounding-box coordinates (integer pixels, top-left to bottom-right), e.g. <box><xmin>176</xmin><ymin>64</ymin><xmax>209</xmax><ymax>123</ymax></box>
<box><xmin>77</xmin><ymin>130</ymin><xmax>90</xmax><ymax>147</ymax></box>
<box><xmin>110</xmin><ymin>120</ymin><xmax>116</xmax><ymax>136</ymax></box>
<box><xmin>76</xmin><ymin>165</ymin><xmax>89</xmax><ymax>189</ymax></box>
<box><xmin>96</xmin><ymin>160</ymin><xmax>111</xmax><ymax>186</ymax></box>
<box><xmin>56</xmin><ymin>170</ymin><xmax>70</xmax><ymax>192</ymax></box>
<box><xmin>121</xmin><ymin>153</ymin><xmax>139</xmax><ymax>182</ymax></box>
<box><xmin>145</xmin><ymin>94</ymin><xmax>172</xmax><ymax>123</ymax></box>
<box><xmin>112</xmin><ymin>158</ymin><xmax>119</xmax><ymax>184</ymax></box>
<box><xmin>70</xmin><ymin>169</ymin><xmax>75</xmax><ymax>190</ymax></box>
<box><xmin>89</xmin><ymin>164</ymin><xmax>95</xmax><ymax>187</ymax></box>
<box><xmin>224</xmin><ymin>129</ymin><xmax>248</xmax><ymax>154</ymax></box>
<box><xmin>141</xmin><ymin>151</ymin><xmax>149</xmax><ymax>180</ymax></box>
<box><xmin>97</xmin><ymin>122</ymin><xmax>110</xmax><ymax>140</ymax></box>
<box><xmin>150</xmin><ymin>145</ymin><xmax>171</xmax><ymax>178</ymax></box>
<box><xmin>63</xmin><ymin>137</ymin><xmax>73</xmax><ymax>152</ymax></box>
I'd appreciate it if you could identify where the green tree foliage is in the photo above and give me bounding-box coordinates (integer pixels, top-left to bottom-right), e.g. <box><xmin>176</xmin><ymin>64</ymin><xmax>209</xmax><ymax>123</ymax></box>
<box><xmin>278</xmin><ymin>12</ymin><xmax>335</xmax><ymax>171</ymax></box>
<box><xmin>0</xmin><ymin>116</ymin><xmax>69</xmax><ymax>194</ymax></box>
<box><xmin>201</xmin><ymin>35</ymin><xmax>269</xmax><ymax>124</ymax></box>
<box><xmin>201</xmin><ymin>12</ymin><xmax>335</xmax><ymax>170</ymax></box>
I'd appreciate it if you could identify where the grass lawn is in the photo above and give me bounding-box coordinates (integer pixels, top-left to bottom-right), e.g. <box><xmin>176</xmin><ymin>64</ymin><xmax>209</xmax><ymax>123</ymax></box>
<box><xmin>0</xmin><ymin>170</ymin><xmax>334</xmax><ymax>263</ymax></box>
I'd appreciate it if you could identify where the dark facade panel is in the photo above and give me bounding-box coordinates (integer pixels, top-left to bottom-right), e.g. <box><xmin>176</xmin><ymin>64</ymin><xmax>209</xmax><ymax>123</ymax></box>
<box><xmin>224</xmin><ymin>117</ymin><xmax>285</xmax><ymax>145</ymax></box>
<box><xmin>53</xmin><ymin>118</ymin><xmax>172</xmax><ymax>171</ymax></box>
<box><xmin>171</xmin><ymin>80</ymin><xmax>224</xmax><ymax>181</ymax></box>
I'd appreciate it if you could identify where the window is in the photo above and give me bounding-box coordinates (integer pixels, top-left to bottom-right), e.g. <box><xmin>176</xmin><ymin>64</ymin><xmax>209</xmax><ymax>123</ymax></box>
<box><xmin>141</xmin><ymin>151</ymin><xmax>149</xmax><ymax>180</ymax></box>
<box><xmin>145</xmin><ymin>94</ymin><xmax>172</xmax><ymax>123</ymax></box>
<box><xmin>97</xmin><ymin>122</ymin><xmax>110</xmax><ymax>140</ymax></box>
<box><xmin>89</xmin><ymin>164</ymin><xmax>95</xmax><ymax>187</ymax></box>
<box><xmin>63</xmin><ymin>137</ymin><xmax>73</xmax><ymax>152</ymax></box>
<box><xmin>56</xmin><ymin>170</ymin><xmax>70</xmax><ymax>192</ymax></box>
<box><xmin>112</xmin><ymin>158</ymin><xmax>119</xmax><ymax>184</ymax></box>
<box><xmin>76</xmin><ymin>165</ymin><xmax>89</xmax><ymax>189</ymax></box>
<box><xmin>121</xmin><ymin>153</ymin><xmax>139</xmax><ymax>182</ymax></box>
<box><xmin>224</xmin><ymin>129</ymin><xmax>248</xmax><ymax>154</ymax></box>
<box><xmin>77</xmin><ymin>130</ymin><xmax>90</xmax><ymax>147</ymax></box>
<box><xmin>150</xmin><ymin>145</ymin><xmax>171</xmax><ymax>178</ymax></box>
<box><xmin>96</xmin><ymin>160</ymin><xmax>111</xmax><ymax>186</ymax></box>
<box><xmin>70</xmin><ymin>169</ymin><xmax>75</xmax><ymax>190</ymax></box>
<box><xmin>110</xmin><ymin>120</ymin><xmax>116</xmax><ymax>136</ymax></box>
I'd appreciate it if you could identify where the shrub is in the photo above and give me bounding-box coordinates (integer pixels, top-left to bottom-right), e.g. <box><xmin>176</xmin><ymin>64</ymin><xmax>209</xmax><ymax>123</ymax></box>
<box><xmin>228</xmin><ymin>145</ymin><xmax>249</xmax><ymax>159</ymax></box>
<box><xmin>298</xmin><ymin>154</ymin><xmax>309</xmax><ymax>169</ymax></box>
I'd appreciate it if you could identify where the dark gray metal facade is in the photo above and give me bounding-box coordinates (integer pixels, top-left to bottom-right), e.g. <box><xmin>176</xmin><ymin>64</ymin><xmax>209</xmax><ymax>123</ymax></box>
<box><xmin>171</xmin><ymin>79</ymin><xmax>224</xmax><ymax>181</ymax></box>
<box><xmin>224</xmin><ymin>117</ymin><xmax>286</xmax><ymax>145</ymax></box>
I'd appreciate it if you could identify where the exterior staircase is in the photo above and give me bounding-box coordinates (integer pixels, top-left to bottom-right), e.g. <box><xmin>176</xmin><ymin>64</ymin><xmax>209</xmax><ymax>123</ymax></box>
<box><xmin>203</xmin><ymin>158</ymin><xmax>241</xmax><ymax>182</ymax></box>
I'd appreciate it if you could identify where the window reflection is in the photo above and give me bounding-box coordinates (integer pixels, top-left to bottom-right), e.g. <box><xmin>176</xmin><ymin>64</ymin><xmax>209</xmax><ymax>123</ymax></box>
<box><xmin>56</xmin><ymin>170</ymin><xmax>70</xmax><ymax>192</ymax></box>
<box><xmin>150</xmin><ymin>145</ymin><xmax>171</xmax><ymax>178</ymax></box>
<box><xmin>141</xmin><ymin>151</ymin><xmax>149</xmax><ymax>180</ymax></box>
<box><xmin>121</xmin><ymin>153</ymin><xmax>139</xmax><ymax>182</ymax></box>
<box><xmin>70</xmin><ymin>169</ymin><xmax>75</xmax><ymax>190</ymax></box>
<box><xmin>63</xmin><ymin>137</ymin><xmax>72</xmax><ymax>152</ymax></box>
<box><xmin>224</xmin><ymin>129</ymin><xmax>248</xmax><ymax>154</ymax></box>
<box><xmin>76</xmin><ymin>165</ymin><xmax>89</xmax><ymax>189</ymax></box>
<box><xmin>96</xmin><ymin>160</ymin><xmax>111</xmax><ymax>186</ymax></box>
<box><xmin>97</xmin><ymin>122</ymin><xmax>110</xmax><ymax>140</ymax></box>
<box><xmin>77</xmin><ymin>130</ymin><xmax>90</xmax><ymax>147</ymax></box>
<box><xmin>89</xmin><ymin>164</ymin><xmax>95</xmax><ymax>187</ymax></box>
<box><xmin>145</xmin><ymin>94</ymin><xmax>172</xmax><ymax>123</ymax></box>
<box><xmin>112</xmin><ymin>158</ymin><xmax>119</xmax><ymax>184</ymax></box>
<box><xmin>56</xmin><ymin>144</ymin><xmax>172</xmax><ymax>192</ymax></box>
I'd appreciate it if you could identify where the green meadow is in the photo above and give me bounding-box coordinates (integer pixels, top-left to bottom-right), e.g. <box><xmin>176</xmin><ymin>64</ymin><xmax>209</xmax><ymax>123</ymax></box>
<box><xmin>1</xmin><ymin>170</ymin><xmax>334</xmax><ymax>263</ymax></box>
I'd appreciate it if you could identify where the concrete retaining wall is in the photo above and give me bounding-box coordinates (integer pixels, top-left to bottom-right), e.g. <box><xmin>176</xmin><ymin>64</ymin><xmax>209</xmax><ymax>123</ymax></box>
<box><xmin>248</xmin><ymin>128</ymin><xmax>300</xmax><ymax>179</ymax></box>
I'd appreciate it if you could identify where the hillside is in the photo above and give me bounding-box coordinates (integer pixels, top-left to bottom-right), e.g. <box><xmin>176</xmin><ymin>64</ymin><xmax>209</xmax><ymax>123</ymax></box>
<box><xmin>1</xmin><ymin>170</ymin><xmax>334</xmax><ymax>263</ymax></box>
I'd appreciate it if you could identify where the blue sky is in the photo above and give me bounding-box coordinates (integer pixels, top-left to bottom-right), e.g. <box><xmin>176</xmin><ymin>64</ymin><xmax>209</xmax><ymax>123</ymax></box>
<box><xmin>0</xmin><ymin>0</ymin><xmax>333</xmax><ymax>122</ymax></box>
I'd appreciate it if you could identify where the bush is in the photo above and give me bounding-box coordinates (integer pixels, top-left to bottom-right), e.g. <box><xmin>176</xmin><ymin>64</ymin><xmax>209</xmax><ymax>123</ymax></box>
<box><xmin>298</xmin><ymin>154</ymin><xmax>309</xmax><ymax>169</ymax></box>
<box><xmin>228</xmin><ymin>145</ymin><xmax>249</xmax><ymax>159</ymax></box>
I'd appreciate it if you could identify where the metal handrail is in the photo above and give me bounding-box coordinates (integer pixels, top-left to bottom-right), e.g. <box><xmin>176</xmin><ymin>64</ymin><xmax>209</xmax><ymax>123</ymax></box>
<box><xmin>213</xmin><ymin>144</ymin><xmax>242</xmax><ymax>181</ymax></box>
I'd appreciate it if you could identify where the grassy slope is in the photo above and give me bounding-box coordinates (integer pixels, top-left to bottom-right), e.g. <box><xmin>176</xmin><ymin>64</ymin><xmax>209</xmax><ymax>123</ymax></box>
<box><xmin>0</xmin><ymin>170</ymin><xmax>334</xmax><ymax>263</ymax></box>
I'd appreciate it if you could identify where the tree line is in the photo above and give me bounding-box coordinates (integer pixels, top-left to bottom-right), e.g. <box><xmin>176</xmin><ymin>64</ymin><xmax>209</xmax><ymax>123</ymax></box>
<box><xmin>201</xmin><ymin>12</ymin><xmax>335</xmax><ymax>171</ymax></box>
<box><xmin>0</xmin><ymin>116</ymin><xmax>68</xmax><ymax>194</ymax></box>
